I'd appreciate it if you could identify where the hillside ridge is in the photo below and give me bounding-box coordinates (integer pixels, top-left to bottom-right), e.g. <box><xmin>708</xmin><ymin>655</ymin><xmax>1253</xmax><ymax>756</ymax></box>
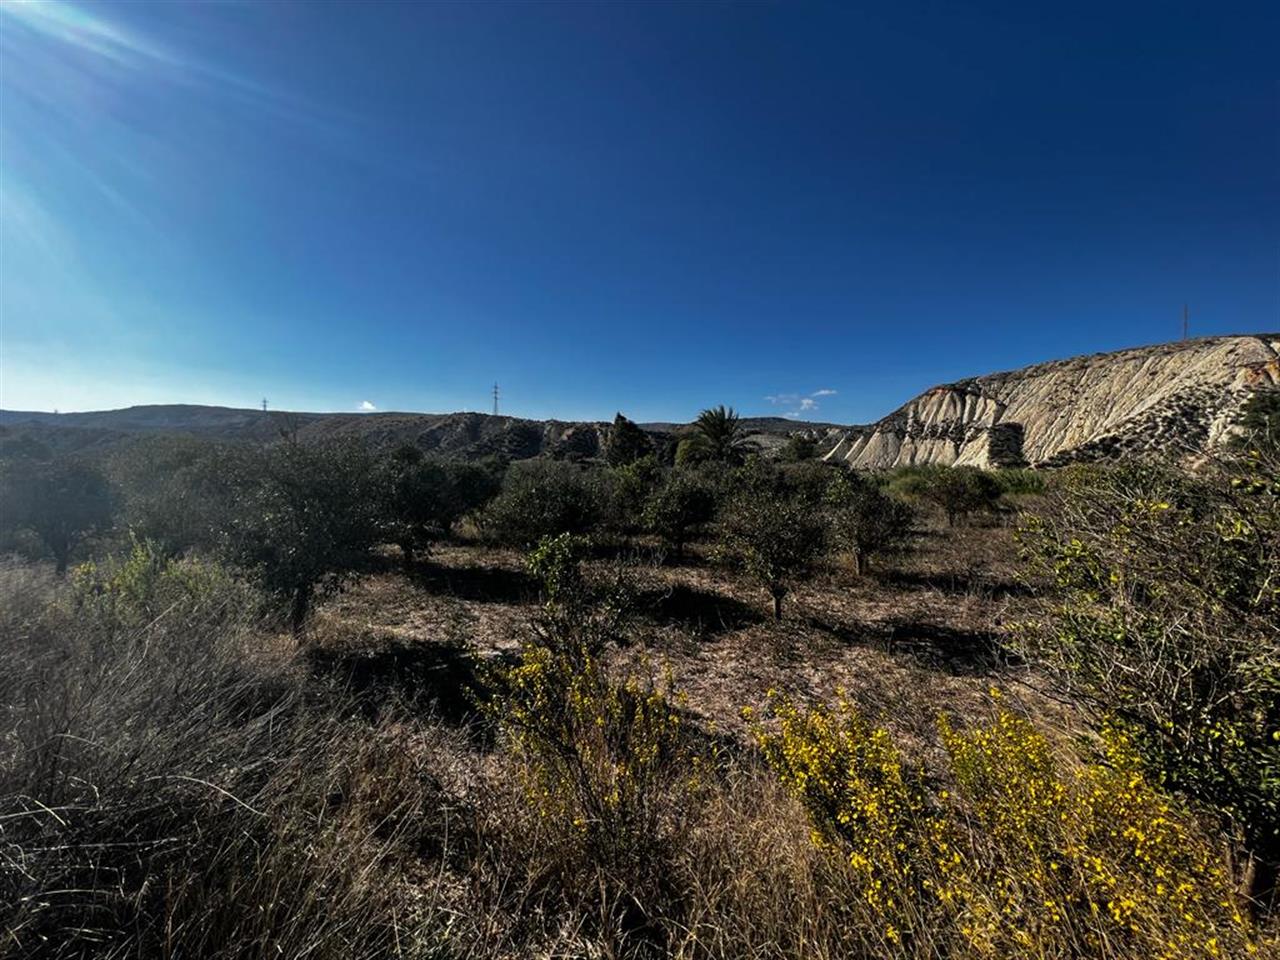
<box><xmin>5</xmin><ymin>334</ymin><xmax>1277</xmax><ymax>465</ymax></box>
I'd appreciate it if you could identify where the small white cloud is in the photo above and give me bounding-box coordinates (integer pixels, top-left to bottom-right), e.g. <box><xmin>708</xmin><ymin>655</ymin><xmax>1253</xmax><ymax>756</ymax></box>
<box><xmin>358</xmin><ymin>400</ymin><xmax>376</xmax><ymax>411</ymax></box>
<box><xmin>765</xmin><ymin>388</ymin><xmax>834</xmax><ymax>418</ymax></box>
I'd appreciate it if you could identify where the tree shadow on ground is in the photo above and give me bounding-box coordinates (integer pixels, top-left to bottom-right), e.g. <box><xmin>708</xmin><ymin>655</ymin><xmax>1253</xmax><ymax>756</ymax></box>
<box><xmin>305</xmin><ymin>636</ymin><xmax>501</xmax><ymax>735</ymax></box>
<box><xmin>883</xmin><ymin>620</ymin><xmax>1020</xmax><ymax>674</ymax></box>
<box><xmin>633</xmin><ymin>583</ymin><xmax>765</xmax><ymax>638</ymax></box>
<box><xmin>403</xmin><ymin>559</ymin><xmax>537</xmax><ymax>605</ymax></box>
<box><xmin>875</xmin><ymin>568</ymin><xmax>1031</xmax><ymax>600</ymax></box>
<box><xmin>817</xmin><ymin>616</ymin><xmax>1018</xmax><ymax>675</ymax></box>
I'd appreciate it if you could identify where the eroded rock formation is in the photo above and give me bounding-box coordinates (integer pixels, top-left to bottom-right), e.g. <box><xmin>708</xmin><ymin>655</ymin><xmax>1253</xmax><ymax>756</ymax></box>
<box><xmin>823</xmin><ymin>334</ymin><xmax>1280</xmax><ymax>469</ymax></box>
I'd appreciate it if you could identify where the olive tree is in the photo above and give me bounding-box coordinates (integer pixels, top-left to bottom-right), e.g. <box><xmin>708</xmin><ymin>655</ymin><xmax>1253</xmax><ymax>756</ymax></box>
<box><xmin>480</xmin><ymin>459</ymin><xmax>605</xmax><ymax>547</ymax></box>
<box><xmin>825</xmin><ymin>470</ymin><xmax>914</xmax><ymax>574</ymax></box>
<box><xmin>900</xmin><ymin>465</ymin><xmax>1001</xmax><ymax>526</ymax></box>
<box><xmin>105</xmin><ymin>435</ymin><xmax>233</xmax><ymax>558</ymax></box>
<box><xmin>380</xmin><ymin>446</ymin><xmax>504</xmax><ymax>560</ymax></box>
<box><xmin>1</xmin><ymin>455</ymin><xmax>114</xmax><ymax>574</ymax></box>
<box><xmin>718</xmin><ymin>488</ymin><xmax>826</xmax><ymax>620</ymax></box>
<box><xmin>643</xmin><ymin>469</ymin><xmax>717</xmax><ymax>562</ymax></box>
<box><xmin>224</xmin><ymin>439</ymin><xmax>384</xmax><ymax>633</ymax></box>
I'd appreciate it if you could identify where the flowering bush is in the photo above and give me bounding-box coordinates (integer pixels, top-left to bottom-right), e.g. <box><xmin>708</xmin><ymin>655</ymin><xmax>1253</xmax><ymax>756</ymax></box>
<box><xmin>1016</xmin><ymin>454</ymin><xmax>1280</xmax><ymax>898</ymax></box>
<box><xmin>754</xmin><ymin>693</ymin><xmax>1267</xmax><ymax>958</ymax></box>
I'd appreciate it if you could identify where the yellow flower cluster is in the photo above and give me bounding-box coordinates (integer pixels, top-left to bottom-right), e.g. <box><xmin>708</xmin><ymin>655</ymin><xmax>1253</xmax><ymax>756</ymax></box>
<box><xmin>484</xmin><ymin>637</ymin><xmax>684</xmax><ymax>862</ymax></box>
<box><xmin>754</xmin><ymin>693</ymin><xmax>1269</xmax><ymax>959</ymax></box>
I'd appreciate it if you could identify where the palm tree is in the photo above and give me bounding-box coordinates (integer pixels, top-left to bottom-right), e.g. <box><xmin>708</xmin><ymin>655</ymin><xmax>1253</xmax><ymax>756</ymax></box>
<box><xmin>694</xmin><ymin>405</ymin><xmax>749</xmax><ymax>463</ymax></box>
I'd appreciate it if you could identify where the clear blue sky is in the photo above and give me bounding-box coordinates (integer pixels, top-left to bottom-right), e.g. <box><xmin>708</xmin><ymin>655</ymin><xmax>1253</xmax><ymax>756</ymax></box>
<box><xmin>2</xmin><ymin>1</ymin><xmax>1276</xmax><ymax>424</ymax></box>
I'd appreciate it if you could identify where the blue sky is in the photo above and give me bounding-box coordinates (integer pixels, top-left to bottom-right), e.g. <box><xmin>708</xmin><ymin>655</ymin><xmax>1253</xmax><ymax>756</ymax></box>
<box><xmin>1</xmin><ymin>1</ymin><xmax>1276</xmax><ymax>424</ymax></box>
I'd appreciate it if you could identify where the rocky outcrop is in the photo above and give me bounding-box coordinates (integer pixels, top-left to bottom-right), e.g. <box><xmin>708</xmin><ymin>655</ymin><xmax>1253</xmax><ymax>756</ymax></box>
<box><xmin>824</xmin><ymin>335</ymin><xmax>1280</xmax><ymax>469</ymax></box>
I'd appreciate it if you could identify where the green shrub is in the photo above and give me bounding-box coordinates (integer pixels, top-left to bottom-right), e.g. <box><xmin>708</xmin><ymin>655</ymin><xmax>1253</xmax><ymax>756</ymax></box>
<box><xmin>1232</xmin><ymin>390</ymin><xmax>1280</xmax><ymax>454</ymax></box>
<box><xmin>72</xmin><ymin>537</ymin><xmax>259</xmax><ymax>636</ymax></box>
<box><xmin>481</xmin><ymin>541</ymin><xmax>688</xmax><ymax>940</ymax></box>
<box><xmin>675</xmin><ymin>433</ymin><xmax>710</xmax><ymax>466</ymax></box>
<box><xmin>604</xmin><ymin>412</ymin><xmax>654</xmax><ymax>466</ymax></box>
<box><xmin>222</xmin><ymin>439</ymin><xmax>384</xmax><ymax>632</ymax></box>
<box><xmin>643</xmin><ymin>469</ymin><xmax>717</xmax><ymax>561</ymax></box>
<box><xmin>990</xmin><ymin>467</ymin><xmax>1046</xmax><ymax>496</ymax></box>
<box><xmin>378</xmin><ymin>445</ymin><xmax>501</xmax><ymax>560</ymax></box>
<box><xmin>1017</xmin><ymin>454</ymin><xmax>1280</xmax><ymax>899</ymax></box>
<box><xmin>0</xmin><ymin>455</ymin><xmax>114</xmax><ymax>574</ymax></box>
<box><xmin>890</xmin><ymin>465</ymin><xmax>1002</xmax><ymax>526</ymax></box>
<box><xmin>779</xmin><ymin>432</ymin><xmax>819</xmax><ymax>462</ymax></box>
<box><xmin>104</xmin><ymin>435</ymin><xmax>235</xmax><ymax>559</ymax></box>
<box><xmin>718</xmin><ymin>486</ymin><xmax>826</xmax><ymax>620</ymax></box>
<box><xmin>481</xmin><ymin>459</ymin><xmax>606</xmax><ymax>546</ymax></box>
<box><xmin>826</xmin><ymin>470</ymin><xmax>915</xmax><ymax>574</ymax></box>
<box><xmin>604</xmin><ymin>454</ymin><xmax>663</xmax><ymax>535</ymax></box>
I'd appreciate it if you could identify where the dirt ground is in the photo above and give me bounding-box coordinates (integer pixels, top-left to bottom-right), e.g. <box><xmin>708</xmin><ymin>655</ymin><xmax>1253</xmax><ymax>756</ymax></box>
<box><xmin>310</xmin><ymin>518</ymin><xmax>1085</xmax><ymax>768</ymax></box>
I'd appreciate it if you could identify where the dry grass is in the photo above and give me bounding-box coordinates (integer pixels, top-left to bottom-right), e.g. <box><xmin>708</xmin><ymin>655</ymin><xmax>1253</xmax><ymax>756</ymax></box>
<box><xmin>3</xmin><ymin>515</ymin><xmax>1272</xmax><ymax>958</ymax></box>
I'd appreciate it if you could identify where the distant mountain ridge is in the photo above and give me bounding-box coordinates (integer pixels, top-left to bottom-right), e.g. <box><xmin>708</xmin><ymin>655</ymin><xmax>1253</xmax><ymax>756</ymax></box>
<box><xmin>0</xmin><ymin>404</ymin><xmax>834</xmax><ymax>461</ymax></box>
<box><xmin>5</xmin><ymin>334</ymin><xmax>1277</xmax><ymax>465</ymax></box>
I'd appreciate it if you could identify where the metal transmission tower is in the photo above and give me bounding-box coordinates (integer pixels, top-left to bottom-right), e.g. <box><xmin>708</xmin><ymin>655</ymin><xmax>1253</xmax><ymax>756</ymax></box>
<box><xmin>492</xmin><ymin>382</ymin><xmax>500</xmax><ymax>416</ymax></box>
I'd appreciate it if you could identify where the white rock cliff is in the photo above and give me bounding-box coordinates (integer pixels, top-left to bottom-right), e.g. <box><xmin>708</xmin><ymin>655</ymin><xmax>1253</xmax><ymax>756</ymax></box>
<box><xmin>822</xmin><ymin>334</ymin><xmax>1280</xmax><ymax>469</ymax></box>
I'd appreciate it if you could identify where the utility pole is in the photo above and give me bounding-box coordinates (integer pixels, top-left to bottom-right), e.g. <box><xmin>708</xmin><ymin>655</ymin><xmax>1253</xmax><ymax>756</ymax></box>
<box><xmin>262</xmin><ymin>397</ymin><xmax>269</xmax><ymax>413</ymax></box>
<box><xmin>1182</xmin><ymin>304</ymin><xmax>1189</xmax><ymax>341</ymax></box>
<box><xmin>492</xmin><ymin>382</ymin><xmax>500</xmax><ymax>416</ymax></box>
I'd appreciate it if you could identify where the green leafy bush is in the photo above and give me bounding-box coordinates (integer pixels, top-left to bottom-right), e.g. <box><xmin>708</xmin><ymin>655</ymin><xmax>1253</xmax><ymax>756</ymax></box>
<box><xmin>378</xmin><ymin>445</ymin><xmax>500</xmax><ymax>560</ymax></box>
<box><xmin>604</xmin><ymin>454</ymin><xmax>663</xmax><ymax>535</ymax></box>
<box><xmin>0</xmin><ymin>455</ymin><xmax>114</xmax><ymax>574</ymax></box>
<box><xmin>825</xmin><ymin>470</ymin><xmax>915</xmax><ymax>574</ymax></box>
<box><xmin>1017</xmin><ymin>454</ymin><xmax>1280</xmax><ymax>899</ymax></box>
<box><xmin>222</xmin><ymin>439</ymin><xmax>384</xmax><ymax>632</ymax></box>
<box><xmin>890</xmin><ymin>465</ymin><xmax>1002</xmax><ymax>526</ymax></box>
<box><xmin>72</xmin><ymin>537</ymin><xmax>259</xmax><ymax>637</ymax></box>
<box><xmin>643</xmin><ymin>469</ymin><xmax>717</xmax><ymax>561</ymax></box>
<box><xmin>604</xmin><ymin>412</ymin><xmax>655</xmax><ymax>466</ymax></box>
<box><xmin>481</xmin><ymin>459</ymin><xmax>606</xmax><ymax>546</ymax></box>
<box><xmin>718</xmin><ymin>486</ymin><xmax>826</xmax><ymax>620</ymax></box>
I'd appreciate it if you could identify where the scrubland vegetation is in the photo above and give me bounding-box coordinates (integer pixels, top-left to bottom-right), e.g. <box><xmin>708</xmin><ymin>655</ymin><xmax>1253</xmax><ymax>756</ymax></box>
<box><xmin>1</xmin><ymin>402</ymin><xmax>1277</xmax><ymax>958</ymax></box>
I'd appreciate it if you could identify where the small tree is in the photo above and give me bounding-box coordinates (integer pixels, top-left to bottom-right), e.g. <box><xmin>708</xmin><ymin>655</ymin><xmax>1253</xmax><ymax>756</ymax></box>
<box><xmin>912</xmin><ymin>465</ymin><xmax>1002</xmax><ymax>526</ymax></box>
<box><xmin>826</xmin><ymin>470</ymin><xmax>914</xmax><ymax>574</ymax></box>
<box><xmin>605</xmin><ymin>454</ymin><xmax>663</xmax><ymax>535</ymax></box>
<box><xmin>694</xmin><ymin>405</ymin><xmax>750</xmax><ymax>464</ymax></box>
<box><xmin>224</xmin><ymin>439</ymin><xmax>383</xmax><ymax>633</ymax></box>
<box><xmin>643</xmin><ymin>469</ymin><xmax>717</xmax><ymax>562</ymax></box>
<box><xmin>106</xmin><ymin>435</ymin><xmax>233</xmax><ymax>558</ymax></box>
<box><xmin>778</xmin><ymin>432</ymin><xmax>818</xmax><ymax>462</ymax></box>
<box><xmin>1</xmin><ymin>456</ymin><xmax>114</xmax><ymax>574</ymax></box>
<box><xmin>481</xmin><ymin>459</ymin><xmax>605</xmax><ymax>546</ymax></box>
<box><xmin>604</xmin><ymin>412</ymin><xmax>654</xmax><ymax>467</ymax></box>
<box><xmin>381</xmin><ymin>445</ymin><xmax>453</xmax><ymax>562</ymax></box>
<box><xmin>719</xmin><ymin>488</ymin><xmax>826</xmax><ymax>620</ymax></box>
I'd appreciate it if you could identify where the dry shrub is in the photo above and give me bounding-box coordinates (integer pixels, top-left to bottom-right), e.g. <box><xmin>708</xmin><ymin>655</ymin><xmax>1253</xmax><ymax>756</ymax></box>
<box><xmin>0</xmin><ymin>559</ymin><xmax>447</xmax><ymax>959</ymax></box>
<box><xmin>478</xmin><ymin>636</ymin><xmax>690</xmax><ymax>955</ymax></box>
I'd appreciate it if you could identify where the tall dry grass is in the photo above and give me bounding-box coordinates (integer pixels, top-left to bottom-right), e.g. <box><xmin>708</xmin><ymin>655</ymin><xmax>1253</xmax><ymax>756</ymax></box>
<box><xmin>0</xmin><ymin>559</ymin><xmax>447</xmax><ymax>959</ymax></box>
